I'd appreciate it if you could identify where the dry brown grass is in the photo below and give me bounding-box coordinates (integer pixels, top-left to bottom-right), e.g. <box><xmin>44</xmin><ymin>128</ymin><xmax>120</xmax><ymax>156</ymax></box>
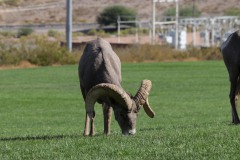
<box><xmin>0</xmin><ymin>34</ymin><xmax>221</xmax><ymax>70</ymax></box>
<box><xmin>115</xmin><ymin>44</ymin><xmax>222</xmax><ymax>63</ymax></box>
<box><xmin>0</xmin><ymin>61</ymin><xmax>37</xmax><ymax>70</ymax></box>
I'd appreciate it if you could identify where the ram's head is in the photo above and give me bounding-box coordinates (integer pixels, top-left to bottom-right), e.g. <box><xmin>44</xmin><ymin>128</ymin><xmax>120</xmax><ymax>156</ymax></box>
<box><xmin>84</xmin><ymin>80</ymin><xmax>155</xmax><ymax>135</ymax></box>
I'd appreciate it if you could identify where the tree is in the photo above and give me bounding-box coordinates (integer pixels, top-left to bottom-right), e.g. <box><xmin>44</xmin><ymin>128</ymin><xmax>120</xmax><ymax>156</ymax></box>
<box><xmin>97</xmin><ymin>5</ymin><xmax>137</xmax><ymax>29</ymax></box>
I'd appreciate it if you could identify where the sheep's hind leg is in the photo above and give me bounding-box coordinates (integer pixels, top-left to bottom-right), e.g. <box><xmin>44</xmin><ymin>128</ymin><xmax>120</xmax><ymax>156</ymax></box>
<box><xmin>103</xmin><ymin>103</ymin><xmax>112</xmax><ymax>135</ymax></box>
<box><xmin>234</xmin><ymin>77</ymin><xmax>240</xmax><ymax>113</ymax></box>
<box><xmin>230</xmin><ymin>75</ymin><xmax>240</xmax><ymax>124</ymax></box>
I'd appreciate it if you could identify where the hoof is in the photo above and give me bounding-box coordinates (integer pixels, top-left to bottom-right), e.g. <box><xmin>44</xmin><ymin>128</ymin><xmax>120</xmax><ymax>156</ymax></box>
<box><xmin>83</xmin><ymin>133</ymin><xmax>89</xmax><ymax>136</ymax></box>
<box><xmin>104</xmin><ymin>132</ymin><xmax>110</xmax><ymax>136</ymax></box>
<box><xmin>231</xmin><ymin>120</ymin><xmax>240</xmax><ymax>125</ymax></box>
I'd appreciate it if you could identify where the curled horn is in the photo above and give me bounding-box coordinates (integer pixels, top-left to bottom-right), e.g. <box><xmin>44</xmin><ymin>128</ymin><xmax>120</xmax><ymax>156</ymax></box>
<box><xmin>85</xmin><ymin>83</ymin><xmax>133</xmax><ymax>112</ymax></box>
<box><xmin>134</xmin><ymin>80</ymin><xmax>155</xmax><ymax>118</ymax></box>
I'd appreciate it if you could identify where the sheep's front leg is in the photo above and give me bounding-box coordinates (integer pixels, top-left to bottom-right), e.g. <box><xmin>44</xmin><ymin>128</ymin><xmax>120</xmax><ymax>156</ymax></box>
<box><xmin>103</xmin><ymin>103</ymin><xmax>112</xmax><ymax>135</ymax></box>
<box><xmin>235</xmin><ymin>96</ymin><xmax>238</xmax><ymax>113</ymax></box>
<box><xmin>83</xmin><ymin>111</ymin><xmax>95</xmax><ymax>136</ymax></box>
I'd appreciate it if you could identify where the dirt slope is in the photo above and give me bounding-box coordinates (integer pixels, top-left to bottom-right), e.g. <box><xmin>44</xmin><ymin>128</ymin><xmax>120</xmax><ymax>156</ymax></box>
<box><xmin>0</xmin><ymin>0</ymin><xmax>239</xmax><ymax>25</ymax></box>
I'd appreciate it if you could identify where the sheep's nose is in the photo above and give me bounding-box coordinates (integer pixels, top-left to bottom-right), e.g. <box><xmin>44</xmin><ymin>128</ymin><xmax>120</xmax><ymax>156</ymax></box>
<box><xmin>122</xmin><ymin>129</ymin><xmax>136</xmax><ymax>135</ymax></box>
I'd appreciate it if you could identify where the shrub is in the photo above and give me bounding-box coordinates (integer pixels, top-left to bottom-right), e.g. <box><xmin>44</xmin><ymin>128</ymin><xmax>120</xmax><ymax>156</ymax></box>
<box><xmin>17</xmin><ymin>28</ymin><xmax>34</xmax><ymax>38</ymax></box>
<box><xmin>87</xmin><ymin>29</ymin><xmax>97</xmax><ymax>36</ymax></box>
<box><xmin>86</xmin><ymin>29</ymin><xmax>107</xmax><ymax>37</ymax></box>
<box><xmin>199</xmin><ymin>47</ymin><xmax>222</xmax><ymax>60</ymax></box>
<box><xmin>73</xmin><ymin>32</ymin><xmax>84</xmax><ymax>37</ymax></box>
<box><xmin>0</xmin><ymin>40</ymin><xmax>21</xmax><ymax>65</ymax></box>
<box><xmin>96</xmin><ymin>29</ymin><xmax>107</xmax><ymax>37</ymax></box>
<box><xmin>120</xmin><ymin>28</ymin><xmax>148</xmax><ymax>36</ymax></box>
<box><xmin>0</xmin><ymin>35</ymin><xmax>222</xmax><ymax>67</ymax></box>
<box><xmin>97</xmin><ymin>5</ymin><xmax>137</xmax><ymax>29</ymax></box>
<box><xmin>121</xmin><ymin>28</ymin><xmax>137</xmax><ymax>36</ymax></box>
<box><xmin>0</xmin><ymin>31</ymin><xmax>16</xmax><ymax>38</ymax></box>
<box><xmin>18</xmin><ymin>35</ymin><xmax>77</xmax><ymax>66</ymax></box>
<box><xmin>0</xmin><ymin>35</ymin><xmax>80</xmax><ymax>66</ymax></box>
<box><xmin>48</xmin><ymin>30</ymin><xmax>60</xmax><ymax>38</ymax></box>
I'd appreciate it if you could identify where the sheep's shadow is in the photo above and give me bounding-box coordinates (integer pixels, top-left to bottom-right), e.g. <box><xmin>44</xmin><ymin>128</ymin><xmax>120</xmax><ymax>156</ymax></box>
<box><xmin>0</xmin><ymin>134</ymin><xmax>81</xmax><ymax>142</ymax></box>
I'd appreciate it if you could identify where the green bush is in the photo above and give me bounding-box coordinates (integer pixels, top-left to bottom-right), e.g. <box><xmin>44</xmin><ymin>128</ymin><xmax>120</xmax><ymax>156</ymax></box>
<box><xmin>0</xmin><ymin>41</ymin><xmax>21</xmax><ymax>65</ymax></box>
<box><xmin>17</xmin><ymin>28</ymin><xmax>34</xmax><ymax>38</ymax></box>
<box><xmin>96</xmin><ymin>29</ymin><xmax>107</xmax><ymax>36</ymax></box>
<box><xmin>19</xmin><ymin>35</ymin><xmax>77</xmax><ymax>66</ymax></box>
<box><xmin>87</xmin><ymin>29</ymin><xmax>97</xmax><ymax>36</ymax></box>
<box><xmin>86</xmin><ymin>29</ymin><xmax>107</xmax><ymax>36</ymax></box>
<box><xmin>120</xmin><ymin>28</ymin><xmax>137</xmax><ymax>36</ymax></box>
<box><xmin>97</xmin><ymin>5</ymin><xmax>137</xmax><ymax>28</ymax></box>
<box><xmin>120</xmin><ymin>28</ymin><xmax>148</xmax><ymax>36</ymax></box>
<box><xmin>48</xmin><ymin>30</ymin><xmax>60</xmax><ymax>38</ymax></box>
<box><xmin>73</xmin><ymin>32</ymin><xmax>84</xmax><ymax>37</ymax></box>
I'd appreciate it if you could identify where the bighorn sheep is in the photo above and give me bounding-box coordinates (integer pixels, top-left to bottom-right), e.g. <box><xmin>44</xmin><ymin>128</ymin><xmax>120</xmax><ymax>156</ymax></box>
<box><xmin>78</xmin><ymin>38</ymin><xmax>155</xmax><ymax>136</ymax></box>
<box><xmin>221</xmin><ymin>30</ymin><xmax>240</xmax><ymax>124</ymax></box>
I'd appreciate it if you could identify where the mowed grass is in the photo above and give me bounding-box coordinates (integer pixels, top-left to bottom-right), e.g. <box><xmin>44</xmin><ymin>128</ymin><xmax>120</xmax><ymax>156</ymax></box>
<box><xmin>0</xmin><ymin>61</ymin><xmax>239</xmax><ymax>159</ymax></box>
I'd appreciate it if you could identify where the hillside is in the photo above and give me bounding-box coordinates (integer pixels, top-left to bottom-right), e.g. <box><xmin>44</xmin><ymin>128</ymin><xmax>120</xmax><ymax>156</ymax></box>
<box><xmin>0</xmin><ymin>0</ymin><xmax>239</xmax><ymax>25</ymax></box>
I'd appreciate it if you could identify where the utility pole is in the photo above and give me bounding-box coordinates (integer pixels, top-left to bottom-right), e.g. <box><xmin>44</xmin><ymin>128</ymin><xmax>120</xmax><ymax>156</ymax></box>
<box><xmin>175</xmin><ymin>0</ymin><xmax>179</xmax><ymax>49</ymax></box>
<box><xmin>151</xmin><ymin>0</ymin><xmax>156</xmax><ymax>45</ymax></box>
<box><xmin>192</xmin><ymin>0</ymin><xmax>195</xmax><ymax>18</ymax></box>
<box><xmin>117</xmin><ymin>16</ymin><xmax>120</xmax><ymax>43</ymax></box>
<box><xmin>135</xmin><ymin>17</ymin><xmax>138</xmax><ymax>43</ymax></box>
<box><xmin>192</xmin><ymin>0</ymin><xmax>196</xmax><ymax>46</ymax></box>
<box><xmin>211</xmin><ymin>18</ymin><xmax>215</xmax><ymax>46</ymax></box>
<box><xmin>66</xmin><ymin>0</ymin><xmax>72</xmax><ymax>52</ymax></box>
<box><xmin>151</xmin><ymin>0</ymin><xmax>179</xmax><ymax>49</ymax></box>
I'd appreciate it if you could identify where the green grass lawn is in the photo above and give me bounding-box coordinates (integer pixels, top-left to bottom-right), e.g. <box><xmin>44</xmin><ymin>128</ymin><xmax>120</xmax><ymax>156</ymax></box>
<box><xmin>0</xmin><ymin>61</ymin><xmax>239</xmax><ymax>159</ymax></box>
